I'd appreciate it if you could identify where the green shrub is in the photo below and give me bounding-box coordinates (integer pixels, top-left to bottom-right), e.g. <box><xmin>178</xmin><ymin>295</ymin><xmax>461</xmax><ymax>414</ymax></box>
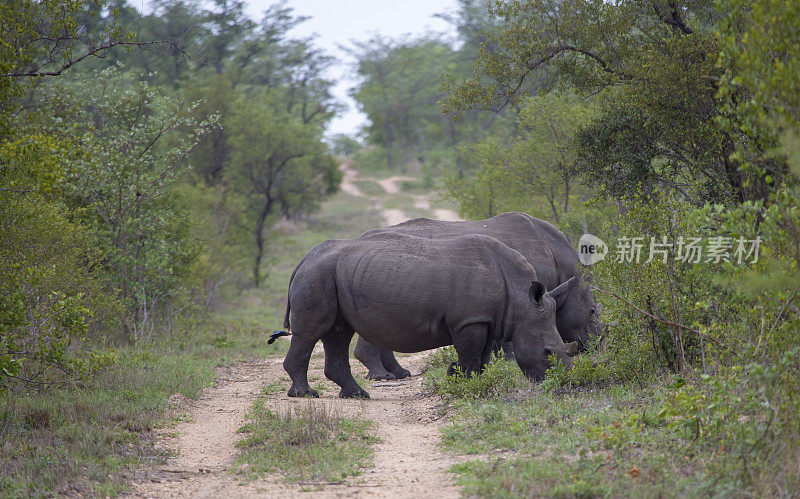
<box><xmin>423</xmin><ymin>347</ymin><xmax>528</xmax><ymax>400</ymax></box>
<box><xmin>540</xmin><ymin>355</ymin><xmax>614</xmax><ymax>392</ymax></box>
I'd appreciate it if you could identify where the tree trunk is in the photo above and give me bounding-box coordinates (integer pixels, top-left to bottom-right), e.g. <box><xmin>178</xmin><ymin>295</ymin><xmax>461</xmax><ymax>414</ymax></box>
<box><xmin>385</xmin><ymin>123</ymin><xmax>394</xmax><ymax>169</ymax></box>
<box><xmin>252</xmin><ymin>200</ymin><xmax>272</xmax><ymax>287</ymax></box>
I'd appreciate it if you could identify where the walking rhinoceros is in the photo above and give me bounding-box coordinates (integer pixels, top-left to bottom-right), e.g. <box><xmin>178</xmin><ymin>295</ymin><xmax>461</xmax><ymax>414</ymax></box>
<box><xmin>282</xmin><ymin>232</ymin><xmax>579</xmax><ymax>398</ymax></box>
<box><xmin>353</xmin><ymin>212</ymin><xmax>601</xmax><ymax>380</ymax></box>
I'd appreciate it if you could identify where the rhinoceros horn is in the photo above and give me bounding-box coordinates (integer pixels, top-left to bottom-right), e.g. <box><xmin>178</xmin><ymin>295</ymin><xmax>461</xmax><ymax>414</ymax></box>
<box><xmin>549</xmin><ymin>276</ymin><xmax>577</xmax><ymax>308</ymax></box>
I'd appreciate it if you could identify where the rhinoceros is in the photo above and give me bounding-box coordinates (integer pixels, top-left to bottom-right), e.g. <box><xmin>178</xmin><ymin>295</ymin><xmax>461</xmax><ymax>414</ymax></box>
<box><xmin>282</xmin><ymin>232</ymin><xmax>579</xmax><ymax>398</ymax></box>
<box><xmin>353</xmin><ymin>212</ymin><xmax>600</xmax><ymax>380</ymax></box>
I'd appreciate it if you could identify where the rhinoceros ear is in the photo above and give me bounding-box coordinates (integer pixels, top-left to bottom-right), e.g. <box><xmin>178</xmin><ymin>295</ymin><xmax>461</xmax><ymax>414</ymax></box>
<box><xmin>549</xmin><ymin>276</ymin><xmax>577</xmax><ymax>309</ymax></box>
<box><xmin>530</xmin><ymin>281</ymin><xmax>547</xmax><ymax>304</ymax></box>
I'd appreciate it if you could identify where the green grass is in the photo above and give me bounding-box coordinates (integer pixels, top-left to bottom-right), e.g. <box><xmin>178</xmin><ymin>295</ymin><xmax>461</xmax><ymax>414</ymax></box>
<box><xmin>353</xmin><ymin>180</ymin><xmax>385</xmax><ymax>197</ymax></box>
<box><xmin>0</xmin><ymin>347</ymin><xmax>217</xmax><ymax>497</ymax></box>
<box><xmin>422</xmin><ymin>346</ymin><xmax>528</xmax><ymax>401</ymax></box>
<box><xmin>435</xmin><ymin>372</ymin><xmax>782</xmax><ymax>497</ymax></box>
<box><xmin>398</xmin><ymin>178</ymin><xmax>431</xmax><ymax>194</ymax></box>
<box><xmin>235</xmin><ymin>401</ymin><xmax>377</xmax><ymax>484</ymax></box>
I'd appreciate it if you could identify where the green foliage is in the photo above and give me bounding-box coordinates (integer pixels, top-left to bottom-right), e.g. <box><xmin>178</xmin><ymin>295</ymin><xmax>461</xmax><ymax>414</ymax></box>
<box><xmin>423</xmin><ymin>347</ymin><xmax>527</xmax><ymax>400</ymax></box>
<box><xmin>443</xmin><ymin>92</ymin><xmax>607</xmax><ymax>236</ymax></box>
<box><xmin>540</xmin><ymin>354</ymin><xmax>613</xmax><ymax>392</ymax></box>
<box><xmin>351</xmin><ymin>35</ymin><xmax>471</xmax><ymax>172</ymax></box>
<box><xmin>236</xmin><ymin>401</ymin><xmax>377</xmax><ymax>483</ymax></box>
<box><xmin>716</xmin><ymin>0</ymin><xmax>800</xmax><ymax>151</ymax></box>
<box><xmin>32</xmin><ymin>67</ymin><xmax>216</xmax><ymax>342</ymax></box>
<box><xmin>0</xmin><ymin>129</ymin><xmax>118</xmax><ymax>386</ymax></box>
<box><xmin>225</xmin><ymin>89</ymin><xmax>340</xmax><ymax>286</ymax></box>
<box><xmin>443</xmin><ymin>0</ymin><xmax>769</xmax><ymax>205</ymax></box>
<box><xmin>0</xmin><ymin>199</ymin><xmax>118</xmax><ymax>385</ymax></box>
<box><xmin>0</xmin><ymin>0</ymin><xmax>136</xmax><ymax>136</ymax></box>
<box><xmin>328</xmin><ymin>133</ymin><xmax>362</xmax><ymax>157</ymax></box>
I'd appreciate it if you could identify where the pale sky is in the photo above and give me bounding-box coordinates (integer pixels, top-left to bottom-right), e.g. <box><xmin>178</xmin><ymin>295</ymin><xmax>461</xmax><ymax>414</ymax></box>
<box><xmin>245</xmin><ymin>0</ymin><xmax>459</xmax><ymax>138</ymax></box>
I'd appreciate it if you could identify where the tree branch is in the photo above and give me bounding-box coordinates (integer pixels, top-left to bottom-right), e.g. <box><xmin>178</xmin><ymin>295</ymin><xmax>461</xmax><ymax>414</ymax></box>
<box><xmin>591</xmin><ymin>284</ymin><xmax>726</xmax><ymax>348</ymax></box>
<box><xmin>2</xmin><ymin>40</ymin><xmax>186</xmax><ymax>78</ymax></box>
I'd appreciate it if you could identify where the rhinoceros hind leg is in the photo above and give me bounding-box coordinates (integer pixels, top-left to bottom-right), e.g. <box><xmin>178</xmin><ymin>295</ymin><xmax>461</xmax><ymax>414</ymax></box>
<box><xmin>354</xmin><ymin>337</ymin><xmax>395</xmax><ymax>381</ymax></box>
<box><xmin>379</xmin><ymin>349</ymin><xmax>412</xmax><ymax>379</ymax></box>
<box><xmin>324</xmin><ymin>325</ymin><xmax>370</xmax><ymax>399</ymax></box>
<box><xmin>284</xmin><ymin>336</ymin><xmax>319</xmax><ymax>398</ymax></box>
<box><xmin>452</xmin><ymin>323</ymin><xmax>490</xmax><ymax>377</ymax></box>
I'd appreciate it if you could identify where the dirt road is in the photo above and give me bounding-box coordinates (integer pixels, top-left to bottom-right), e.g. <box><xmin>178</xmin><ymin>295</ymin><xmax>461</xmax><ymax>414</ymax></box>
<box><xmin>129</xmin><ymin>349</ymin><xmax>461</xmax><ymax>498</ymax></box>
<box><xmin>338</xmin><ymin>161</ymin><xmax>462</xmax><ymax>225</ymax></box>
<box><xmin>127</xmin><ymin>162</ymin><xmax>466</xmax><ymax>497</ymax></box>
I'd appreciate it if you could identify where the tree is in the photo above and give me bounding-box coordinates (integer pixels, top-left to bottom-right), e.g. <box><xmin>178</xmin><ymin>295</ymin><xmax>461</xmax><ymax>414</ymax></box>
<box><xmin>36</xmin><ymin>68</ymin><xmax>217</xmax><ymax>342</ymax></box>
<box><xmin>445</xmin><ymin>92</ymin><xmax>597</xmax><ymax>228</ymax></box>
<box><xmin>200</xmin><ymin>0</ymin><xmax>254</xmax><ymax>74</ymax></box>
<box><xmin>226</xmin><ymin>91</ymin><xmax>339</xmax><ymax>286</ymax></box>
<box><xmin>177</xmin><ymin>3</ymin><xmax>338</xmax><ymax>185</ymax></box>
<box><xmin>350</xmin><ymin>35</ymin><xmax>458</xmax><ymax>170</ymax></box>
<box><xmin>441</xmin><ymin>0</ymin><xmax>770</xmax><ymax>205</ymax></box>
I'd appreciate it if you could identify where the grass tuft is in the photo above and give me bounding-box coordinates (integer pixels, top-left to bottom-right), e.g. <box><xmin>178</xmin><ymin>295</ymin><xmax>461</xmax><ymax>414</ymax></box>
<box><xmin>235</xmin><ymin>401</ymin><xmax>377</xmax><ymax>483</ymax></box>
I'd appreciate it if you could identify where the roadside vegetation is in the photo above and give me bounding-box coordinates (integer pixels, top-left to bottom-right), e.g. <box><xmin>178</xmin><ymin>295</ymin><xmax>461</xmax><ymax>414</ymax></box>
<box><xmin>405</xmin><ymin>0</ymin><xmax>800</xmax><ymax>496</ymax></box>
<box><xmin>0</xmin><ymin>1</ymin><xmax>351</xmax><ymax>494</ymax></box>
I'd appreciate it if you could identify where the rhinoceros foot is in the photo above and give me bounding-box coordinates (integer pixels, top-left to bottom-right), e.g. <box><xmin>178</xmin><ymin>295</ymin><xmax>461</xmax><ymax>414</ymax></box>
<box><xmin>390</xmin><ymin>367</ymin><xmax>412</xmax><ymax>379</ymax></box>
<box><xmin>366</xmin><ymin>370</ymin><xmax>396</xmax><ymax>381</ymax></box>
<box><xmin>287</xmin><ymin>386</ymin><xmax>319</xmax><ymax>398</ymax></box>
<box><xmin>340</xmin><ymin>386</ymin><xmax>370</xmax><ymax>399</ymax></box>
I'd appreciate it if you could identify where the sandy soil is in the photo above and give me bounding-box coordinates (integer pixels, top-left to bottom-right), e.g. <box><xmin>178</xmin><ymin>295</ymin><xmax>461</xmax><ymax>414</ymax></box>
<box><xmin>127</xmin><ymin>349</ymin><xmax>461</xmax><ymax>498</ymax></box>
<box><xmin>381</xmin><ymin>208</ymin><xmax>408</xmax><ymax>226</ymax></box>
<box><xmin>413</xmin><ymin>196</ymin><xmax>431</xmax><ymax>210</ymax></box>
<box><xmin>338</xmin><ymin>162</ymin><xmax>461</xmax><ymax>225</ymax></box>
<box><xmin>375</xmin><ymin>176</ymin><xmax>417</xmax><ymax>195</ymax></box>
<box><xmin>339</xmin><ymin>160</ymin><xmax>364</xmax><ymax>198</ymax></box>
<box><xmin>432</xmin><ymin>209</ymin><xmax>461</xmax><ymax>221</ymax></box>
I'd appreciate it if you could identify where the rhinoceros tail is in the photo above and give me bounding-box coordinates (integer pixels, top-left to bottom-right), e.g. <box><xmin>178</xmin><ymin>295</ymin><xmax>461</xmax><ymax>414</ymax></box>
<box><xmin>284</xmin><ymin>259</ymin><xmax>303</xmax><ymax>331</ymax></box>
<box><xmin>283</xmin><ymin>301</ymin><xmax>291</xmax><ymax>331</ymax></box>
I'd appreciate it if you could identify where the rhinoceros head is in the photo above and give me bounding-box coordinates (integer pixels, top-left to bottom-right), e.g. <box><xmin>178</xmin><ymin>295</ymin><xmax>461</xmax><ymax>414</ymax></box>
<box><xmin>512</xmin><ymin>280</ymin><xmax>580</xmax><ymax>381</ymax></box>
<box><xmin>550</xmin><ymin>276</ymin><xmax>601</xmax><ymax>350</ymax></box>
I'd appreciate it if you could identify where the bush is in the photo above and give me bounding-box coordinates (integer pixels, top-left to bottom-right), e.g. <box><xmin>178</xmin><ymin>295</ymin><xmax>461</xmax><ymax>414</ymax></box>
<box><xmin>423</xmin><ymin>347</ymin><xmax>528</xmax><ymax>400</ymax></box>
<box><xmin>0</xmin><ymin>136</ymin><xmax>118</xmax><ymax>388</ymax></box>
<box><xmin>540</xmin><ymin>354</ymin><xmax>614</xmax><ymax>392</ymax></box>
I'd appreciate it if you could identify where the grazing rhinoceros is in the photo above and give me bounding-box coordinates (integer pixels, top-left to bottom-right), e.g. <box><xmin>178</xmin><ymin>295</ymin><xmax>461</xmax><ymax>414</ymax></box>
<box><xmin>282</xmin><ymin>232</ymin><xmax>579</xmax><ymax>398</ymax></box>
<box><xmin>353</xmin><ymin>212</ymin><xmax>601</xmax><ymax>380</ymax></box>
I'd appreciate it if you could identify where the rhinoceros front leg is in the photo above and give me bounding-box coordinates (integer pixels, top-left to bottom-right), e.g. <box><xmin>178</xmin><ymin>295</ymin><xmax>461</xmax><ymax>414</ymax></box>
<box><xmin>323</xmin><ymin>325</ymin><xmax>370</xmax><ymax>399</ymax></box>
<box><xmin>379</xmin><ymin>349</ymin><xmax>412</xmax><ymax>379</ymax></box>
<box><xmin>284</xmin><ymin>336</ymin><xmax>319</xmax><ymax>398</ymax></box>
<box><xmin>353</xmin><ymin>337</ymin><xmax>396</xmax><ymax>380</ymax></box>
<box><xmin>451</xmin><ymin>323</ymin><xmax>491</xmax><ymax>377</ymax></box>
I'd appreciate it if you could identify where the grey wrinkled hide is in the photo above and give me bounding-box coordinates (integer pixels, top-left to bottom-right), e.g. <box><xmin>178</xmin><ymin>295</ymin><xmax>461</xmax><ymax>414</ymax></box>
<box><xmin>282</xmin><ymin>232</ymin><xmax>577</xmax><ymax>398</ymax></box>
<box><xmin>354</xmin><ymin>212</ymin><xmax>599</xmax><ymax>379</ymax></box>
